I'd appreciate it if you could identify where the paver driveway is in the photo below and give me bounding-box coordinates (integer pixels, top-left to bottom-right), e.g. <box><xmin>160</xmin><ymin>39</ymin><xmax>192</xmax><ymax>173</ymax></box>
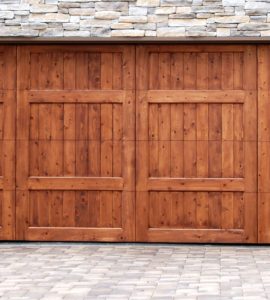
<box><xmin>0</xmin><ymin>243</ymin><xmax>269</xmax><ymax>300</ymax></box>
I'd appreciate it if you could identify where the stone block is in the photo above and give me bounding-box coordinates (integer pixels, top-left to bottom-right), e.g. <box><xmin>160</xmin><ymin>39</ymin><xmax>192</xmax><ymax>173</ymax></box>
<box><xmin>95</xmin><ymin>11</ymin><xmax>121</xmax><ymax>19</ymax></box>
<box><xmin>137</xmin><ymin>0</ymin><xmax>160</xmax><ymax>7</ymax></box>
<box><xmin>30</xmin><ymin>4</ymin><xmax>58</xmax><ymax>13</ymax></box>
<box><xmin>111</xmin><ymin>29</ymin><xmax>145</xmax><ymax>36</ymax></box>
<box><xmin>95</xmin><ymin>2</ymin><xmax>128</xmax><ymax>12</ymax></box>
<box><xmin>119</xmin><ymin>16</ymin><xmax>147</xmax><ymax>23</ymax></box>
<box><xmin>155</xmin><ymin>7</ymin><xmax>175</xmax><ymax>14</ymax></box>
<box><xmin>157</xmin><ymin>26</ymin><xmax>185</xmax><ymax>36</ymax></box>
<box><xmin>0</xmin><ymin>11</ymin><xmax>14</xmax><ymax>19</ymax></box>
<box><xmin>208</xmin><ymin>16</ymin><xmax>250</xmax><ymax>24</ymax></box>
<box><xmin>64</xmin><ymin>30</ymin><xmax>90</xmax><ymax>36</ymax></box>
<box><xmin>169</xmin><ymin>18</ymin><xmax>206</xmax><ymax>26</ymax></box>
<box><xmin>69</xmin><ymin>8</ymin><xmax>95</xmax><ymax>16</ymax></box>
<box><xmin>129</xmin><ymin>7</ymin><xmax>147</xmax><ymax>15</ymax></box>
<box><xmin>111</xmin><ymin>22</ymin><xmax>133</xmax><ymax>29</ymax></box>
<box><xmin>29</xmin><ymin>13</ymin><xmax>70</xmax><ymax>22</ymax></box>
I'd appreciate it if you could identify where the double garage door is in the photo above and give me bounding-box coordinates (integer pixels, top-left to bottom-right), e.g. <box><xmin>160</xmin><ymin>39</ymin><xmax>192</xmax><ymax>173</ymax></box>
<box><xmin>0</xmin><ymin>44</ymin><xmax>268</xmax><ymax>243</ymax></box>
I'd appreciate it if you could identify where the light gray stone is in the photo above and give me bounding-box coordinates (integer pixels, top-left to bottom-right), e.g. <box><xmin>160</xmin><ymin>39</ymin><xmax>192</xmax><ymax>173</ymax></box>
<box><xmin>111</xmin><ymin>29</ymin><xmax>144</xmax><ymax>36</ymax></box>
<box><xmin>208</xmin><ymin>16</ymin><xmax>250</xmax><ymax>24</ymax></box>
<box><xmin>111</xmin><ymin>22</ymin><xmax>133</xmax><ymax>29</ymax></box>
<box><xmin>135</xmin><ymin>22</ymin><xmax>156</xmax><ymax>29</ymax></box>
<box><xmin>216</xmin><ymin>27</ymin><xmax>231</xmax><ymax>36</ymax></box>
<box><xmin>63</xmin><ymin>22</ymin><xmax>79</xmax><ymax>30</ymax></box>
<box><xmin>91</xmin><ymin>27</ymin><xmax>111</xmax><ymax>37</ymax></box>
<box><xmin>95</xmin><ymin>2</ymin><xmax>128</xmax><ymax>12</ymax></box>
<box><xmin>95</xmin><ymin>11</ymin><xmax>121</xmax><ymax>19</ymax></box>
<box><xmin>129</xmin><ymin>7</ymin><xmax>147</xmax><ymax>15</ymax></box>
<box><xmin>169</xmin><ymin>18</ymin><xmax>206</xmax><ymax>26</ymax></box>
<box><xmin>169</xmin><ymin>12</ymin><xmax>196</xmax><ymax>19</ymax></box>
<box><xmin>155</xmin><ymin>7</ymin><xmax>175</xmax><ymax>14</ymax></box>
<box><xmin>0</xmin><ymin>4</ymin><xmax>30</xmax><ymax>10</ymax></box>
<box><xmin>80</xmin><ymin>18</ymin><xmax>113</xmax><ymax>28</ymax></box>
<box><xmin>145</xmin><ymin>29</ymin><xmax>156</xmax><ymax>35</ymax></box>
<box><xmin>64</xmin><ymin>30</ymin><xmax>90</xmax><ymax>36</ymax></box>
<box><xmin>69</xmin><ymin>8</ymin><xmax>95</xmax><ymax>16</ymax></box>
<box><xmin>223</xmin><ymin>0</ymin><xmax>245</xmax><ymax>6</ymax></box>
<box><xmin>29</xmin><ymin>13</ymin><xmax>70</xmax><ymax>22</ymax></box>
<box><xmin>0</xmin><ymin>0</ymin><xmax>270</xmax><ymax>37</ymax></box>
<box><xmin>13</xmin><ymin>10</ymin><xmax>30</xmax><ymax>16</ymax></box>
<box><xmin>30</xmin><ymin>4</ymin><xmax>58</xmax><ymax>13</ymax></box>
<box><xmin>157</xmin><ymin>26</ymin><xmax>185</xmax><ymax>36</ymax></box>
<box><xmin>161</xmin><ymin>0</ymin><xmax>192</xmax><ymax>6</ymax></box>
<box><xmin>119</xmin><ymin>15</ymin><xmax>147</xmax><ymax>23</ymax></box>
<box><xmin>58</xmin><ymin>2</ymin><xmax>80</xmax><ymax>8</ymax></box>
<box><xmin>176</xmin><ymin>6</ymin><xmax>191</xmax><ymax>13</ymax></box>
<box><xmin>245</xmin><ymin>2</ymin><xmax>270</xmax><ymax>11</ymax></box>
<box><xmin>238</xmin><ymin>22</ymin><xmax>270</xmax><ymax>31</ymax></box>
<box><xmin>40</xmin><ymin>28</ymin><xmax>63</xmax><ymax>36</ymax></box>
<box><xmin>261</xmin><ymin>30</ymin><xmax>270</xmax><ymax>36</ymax></box>
<box><xmin>0</xmin><ymin>11</ymin><xmax>14</xmax><ymax>19</ymax></box>
<box><xmin>0</xmin><ymin>27</ymin><xmax>38</xmax><ymax>35</ymax></box>
<box><xmin>21</xmin><ymin>22</ymin><xmax>48</xmax><ymax>29</ymax></box>
<box><xmin>137</xmin><ymin>0</ymin><xmax>160</xmax><ymax>7</ymax></box>
<box><xmin>148</xmin><ymin>14</ymin><xmax>168</xmax><ymax>22</ymax></box>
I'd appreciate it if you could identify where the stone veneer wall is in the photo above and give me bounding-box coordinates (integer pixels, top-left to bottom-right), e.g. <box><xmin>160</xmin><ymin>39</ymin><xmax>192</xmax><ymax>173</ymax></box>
<box><xmin>0</xmin><ymin>0</ymin><xmax>270</xmax><ymax>37</ymax></box>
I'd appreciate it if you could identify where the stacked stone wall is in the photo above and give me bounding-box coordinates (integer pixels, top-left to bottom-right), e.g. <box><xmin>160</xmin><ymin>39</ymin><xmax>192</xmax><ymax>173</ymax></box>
<box><xmin>0</xmin><ymin>0</ymin><xmax>269</xmax><ymax>37</ymax></box>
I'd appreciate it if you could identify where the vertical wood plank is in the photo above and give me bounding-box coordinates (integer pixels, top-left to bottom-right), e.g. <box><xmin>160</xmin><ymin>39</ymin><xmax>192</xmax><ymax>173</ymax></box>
<box><xmin>184</xmin><ymin>52</ymin><xmax>197</xmax><ymax>89</ymax></box>
<box><xmin>89</xmin><ymin>53</ymin><xmax>101</xmax><ymax>90</ymax></box>
<box><xmin>158</xmin><ymin>104</ymin><xmax>170</xmax><ymax>177</ymax></box>
<box><xmin>88</xmin><ymin>104</ymin><xmax>101</xmax><ymax>176</ymax></box>
<box><xmin>171</xmin><ymin>53</ymin><xmax>183</xmax><ymax>89</ymax></box>
<box><xmin>64</xmin><ymin>52</ymin><xmax>75</xmax><ymax>90</ymax></box>
<box><xmin>149</xmin><ymin>52</ymin><xmax>159</xmax><ymax>90</ymax></box>
<box><xmin>149</xmin><ymin>104</ymin><xmax>159</xmax><ymax>177</ymax></box>
<box><xmin>76</xmin><ymin>52</ymin><xmax>89</xmax><ymax>89</ymax></box>
<box><xmin>208</xmin><ymin>53</ymin><xmax>222</xmax><ymax>90</ymax></box>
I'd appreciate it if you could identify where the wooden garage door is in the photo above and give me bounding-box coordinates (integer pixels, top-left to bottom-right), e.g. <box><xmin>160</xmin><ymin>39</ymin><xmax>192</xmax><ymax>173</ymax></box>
<box><xmin>0</xmin><ymin>47</ymin><xmax>16</xmax><ymax>240</ymax></box>
<box><xmin>16</xmin><ymin>45</ymin><xmax>135</xmax><ymax>241</ymax></box>
<box><xmin>136</xmin><ymin>45</ymin><xmax>257</xmax><ymax>243</ymax></box>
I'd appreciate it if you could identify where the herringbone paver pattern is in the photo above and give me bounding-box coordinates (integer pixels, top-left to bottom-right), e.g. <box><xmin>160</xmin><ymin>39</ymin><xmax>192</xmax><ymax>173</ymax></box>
<box><xmin>0</xmin><ymin>243</ymin><xmax>269</xmax><ymax>299</ymax></box>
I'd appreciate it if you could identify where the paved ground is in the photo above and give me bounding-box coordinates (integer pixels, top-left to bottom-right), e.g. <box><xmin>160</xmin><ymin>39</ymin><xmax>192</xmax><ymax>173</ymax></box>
<box><xmin>0</xmin><ymin>243</ymin><xmax>270</xmax><ymax>300</ymax></box>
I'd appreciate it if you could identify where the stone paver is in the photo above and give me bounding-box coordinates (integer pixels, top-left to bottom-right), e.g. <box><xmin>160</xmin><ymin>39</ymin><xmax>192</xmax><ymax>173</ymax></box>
<box><xmin>0</xmin><ymin>243</ymin><xmax>269</xmax><ymax>299</ymax></box>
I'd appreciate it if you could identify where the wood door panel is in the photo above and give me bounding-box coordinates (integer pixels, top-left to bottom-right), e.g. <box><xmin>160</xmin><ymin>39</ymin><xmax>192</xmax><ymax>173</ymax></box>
<box><xmin>16</xmin><ymin>45</ymin><xmax>135</xmax><ymax>241</ymax></box>
<box><xmin>136</xmin><ymin>45</ymin><xmax>257</xmax><ymax>243</ymax></box>
<box><xmin>258</xmin><ymin>46</ymin><xmax>270</xmax><ymax>243</ymax></box>
<box><xmin>0</xmin><ymin>47</ymin><xmax>16</xmax><ymax>240</ymax></box>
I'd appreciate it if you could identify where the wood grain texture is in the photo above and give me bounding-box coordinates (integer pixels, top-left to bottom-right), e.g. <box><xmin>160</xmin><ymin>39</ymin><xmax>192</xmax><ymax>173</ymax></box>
<box><xmin>136</xmin><ymin>45</ymin><xmax>257</xmax><ymax>243</ymax></box>
<box><xmin>0</xmin><ymin>47</ymin><xmax>16</xmax><ymax>240</ymax></box>
<box><xmin>16</xmin><ymin>45</ymin><xmax>135</xmax><ymax>241</ymax></box>
<box><xmin>0</xmin><ymin>44</ymin><xmax>261</xmax><ymax>243</ymax></box>
<box><xmin>258</xmin><ymin>45</ymin><xmax>270</xmax><ymax>243</ymax></box>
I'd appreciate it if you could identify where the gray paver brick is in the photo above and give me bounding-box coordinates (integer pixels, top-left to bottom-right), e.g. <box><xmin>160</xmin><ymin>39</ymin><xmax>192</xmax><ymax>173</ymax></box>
<box><xmin>0</xmin><ymin>243</ymin><xmax>270</xmax><ymax>299</ymax></box>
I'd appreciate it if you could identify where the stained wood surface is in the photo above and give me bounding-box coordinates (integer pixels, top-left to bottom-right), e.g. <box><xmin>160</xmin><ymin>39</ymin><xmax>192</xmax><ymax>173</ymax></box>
<box><xmin>16</xmin><ymin>45</ymin><xmax>135</xmax><ymax>241</ymax></box>
<box><xmin>258</xmin><ymin>46</ymin><xmax>270</xmax><ymax>243</ymax></box>
<box><xmin>0</xmin><ymin>44</ymin><xmax>265</xmax><ymax>243</ymax></box>
<box><xmin>136</xmin><ymin>45</ymin><xmax>257</xmax><ymax>243</ymax></box>
<box><xmin>0</xmin><ymin>47</ymin><xmax>16</xmax><ymax>240</ymax></box>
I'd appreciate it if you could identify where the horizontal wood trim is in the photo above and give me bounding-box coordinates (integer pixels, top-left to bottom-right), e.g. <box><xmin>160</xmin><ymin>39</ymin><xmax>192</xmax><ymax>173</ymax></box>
<box><xmin>28</xmin><ymin>90</ymin><xmax>125</xmax><ymax>103</ymax></box>
<box><xmin>26</xmin><ymin>227</ymin><xmax>124</xmax><ymax>241</ymax></box>
<box><xmin>28</xmin><ymin>177</ymin><xmax>124</xmax><ymax>190</ymax></box>
<box><xmin>26</xmin><ymin>45</ymin><xmax>127</xmax><ymax>53</ymax></box>
<box><xmin>147</xmin><ymin>90</ymin><xmax>246</xmax><ymax>103</ymax></box>
<box><xmin>148</xmin><ymin>178</ymin><xmax>245</xmax><ymax>191</ymax></box>
<box><xmin>145</xmin><ymin>228</ymin><xmax>245</xmax><ymax>243</ymax></box>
